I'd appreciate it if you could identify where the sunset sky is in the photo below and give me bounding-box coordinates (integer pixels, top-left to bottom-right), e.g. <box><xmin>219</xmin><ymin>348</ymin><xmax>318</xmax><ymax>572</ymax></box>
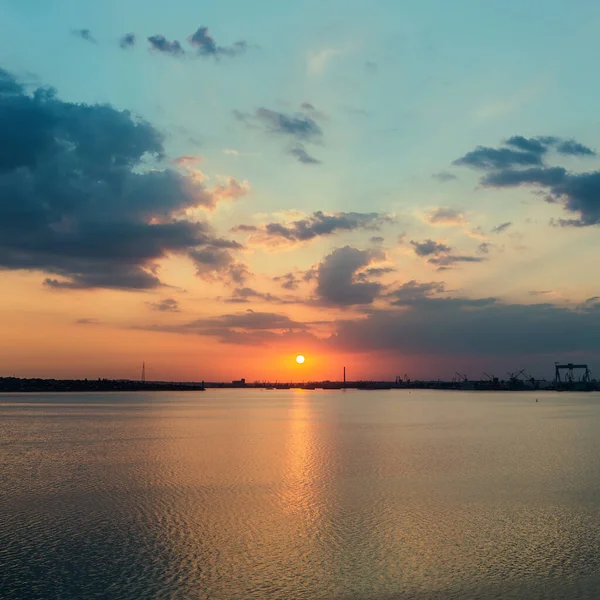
<box><xmin>1</xmin><ymin>0</ymin><xmax>600</xmax><ymax>382</ymax></box>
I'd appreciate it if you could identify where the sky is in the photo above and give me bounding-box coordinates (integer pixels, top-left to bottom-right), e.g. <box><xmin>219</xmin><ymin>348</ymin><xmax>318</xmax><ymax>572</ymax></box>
<box><xmin>1</xmin><ymin>0</ymin><xmax>600</xmax><ymax>382</ymax></box>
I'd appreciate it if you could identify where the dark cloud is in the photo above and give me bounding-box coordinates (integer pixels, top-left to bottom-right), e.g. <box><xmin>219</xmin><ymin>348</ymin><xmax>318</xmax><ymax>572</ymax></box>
<box><xmin>72</xmin><ymin>29</ymin><xmax>96</xmax><ymax>44</ymax></box>
<box><xmin>410</xmin><ymin>239</ymin><xmax>451</xmax><ymax>257</ymax></box>
<box><xmin>429</xmin><ymin>255</ymin><xmax>484</xmax><ymax>268</ymax></box>
<box><xmin>0</xmin><ymin>67</ymin><xmax>244</xmax><ymax>289</ymax></box>
<box><xmin>231</xmin><ymin>224</ymin><xmax>258</xmax><ymax>233</ymax></box>
<box><xmin>482</xmin><ymin>167</ymin><xmax>600</xmax><ymax>226</ymax></box>
<box><xmin>359</xmin><ymin>267</ymin><xmax>395</xmax><ymax>278</ymax></box>
<box><xmin>332</xmin><ymin>299</ymin><xmax>600</xmax><ymax>357</ymax></box>
<box><xmin>253</xmin><ymin>107</ymin><xmax>322</xmax><ymax>141</ymax></box>
<box><xmin>528</xmin><ymin>290</ymin><xmax>552</xmax><ymax>296</ymax></box>
<box><xmin>453</xmin><ymin>146</ymin><xmax>544</xmax><ymax>170</ymax></box>
<box><xmin>119</xmin><ymin>33</ymin><xmax>136</xmax><ymax>49</ymax></box>
<box><xmin>388</xmin><ymin>280</ymin><xmax>445</xmax><ymax>305</ymax></box>
<box><xmin>491</xmin><ymin>221</ymin><xmax>512</xmax><ymax>234</ymax></box>
<box><xmin>370</xmin><ymin>236</ymin><xmax>384</xmax><ymax>244</ymax></box>
<box><xmin>316</xmin><ymin>246</ymin><xmax>384</xmax><ymax>306</ymax></box>
<box><xmin>477</xmin><ymin>242</ymin><xmax>492</xmax><ymax>254</ymax></box>
<box><xmin>148</xmin><ymin>298</ymin><xmax>180</xmax><ymax>312</ymax></box>
<box><xmin>481</xmin><ymin>166</ymin><xmax>567</xmax><ymax>188</ymax></box>
<box><xmin>556</xmin><ymin>139</ymin><xmax>595</xmax><ymax>157</ymax></box>
<box><xmin>505</xmin><ymin>135</ymin><xmax>548</xmax><ymax>154</ymax></box>
<box><xmin>0</xmin><ymin>68</ymin><xmax>24</xmax><ymax>95</ymax></box>
<box><xmin>255</xmin><ymin>211</ymin><xmax>391</xmax><ymax>244</ymax></box>
<box><xmin>76</xmin><ymin>318</ymin><xmax>100</xmax><ymax>325</ymax></box>
<box><xmin>455</xmin><ymin>136</ymin><xmax>595</xmax><ymax>171</ymax></box>
<box><xmin>289</xmin><ymin>146</ymin><xmax>320</xmax><ymax>164</ymax></box>
<box><xmin>410</xmin><ymin>239</ymin><xmax>484</xmax><ymax>269</ymax></box>
<box><xmin>456</xmin><ymin>136</ymin><xmax>598</xmax><ymax>226</ymax></box>
<box><xmin>432</xmin><ymin>171</ymin><xmax>457</xmax><ymax>182</ymax></box>
<box><xmin>236</xmin><ymin>107</ymin><xmax>323</xmax><ymax>164</ymax></box>
<box><xmin>148</xmin><ymin>35</ymin><xmax>185</xmax><ymax>56</ymax></box>
<box><xmin>187</xmin><ymin>27</ymin><xmax>249</xmax><ymax>58</ymax></box>
<box><xmin>273</xmin><ymin>272</ymin><xmax>301</xmax><ymax>291</ymax></box>
<box><xmin>189</xmin><ymin>246</ymin><xmax>249</xmax><ymax>285</ymax></box>
<box><xmin>144</xmin><ymin>310</ymin><xmax>311</xmax><ymax>346</ymax></box>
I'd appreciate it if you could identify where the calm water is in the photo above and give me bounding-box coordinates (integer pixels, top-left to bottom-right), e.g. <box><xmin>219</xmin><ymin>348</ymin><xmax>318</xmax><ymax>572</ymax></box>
<box><xmin>2</xmin><ymin>390</ymin><xmax>600</xmax><ymax>599</ymax></box>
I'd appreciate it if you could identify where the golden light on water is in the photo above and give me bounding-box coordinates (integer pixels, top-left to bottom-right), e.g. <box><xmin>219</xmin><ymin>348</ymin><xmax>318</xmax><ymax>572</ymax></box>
<box><xmin>296</xmin><ymin>355</ymin><xmax>305</xmax><ymax>365</ymax></box>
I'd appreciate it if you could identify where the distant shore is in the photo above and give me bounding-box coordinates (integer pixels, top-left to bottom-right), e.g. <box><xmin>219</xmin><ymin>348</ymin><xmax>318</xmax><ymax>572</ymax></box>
<box><xmin>0</xmin><ymin>377</ymin><xmax>206</xmax><ymax>393</ymax></box>
<box><xmin>1</xmin><ymin>377</ymin><xmax>598</xmax><ymax>393</ymax></box>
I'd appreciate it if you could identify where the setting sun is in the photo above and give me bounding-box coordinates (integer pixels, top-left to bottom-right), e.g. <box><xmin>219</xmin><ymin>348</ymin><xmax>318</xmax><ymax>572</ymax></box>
<box><xmin>296</xmin><ymin>355</ymin><xmax>305</xmax><ymax>365</ymax></box>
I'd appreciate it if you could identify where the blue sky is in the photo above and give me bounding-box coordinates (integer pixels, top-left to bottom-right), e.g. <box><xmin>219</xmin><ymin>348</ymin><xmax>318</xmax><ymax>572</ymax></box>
<box><xmin>1</xmin><ymin>0</ymin><xmax>599</xmax><ymax>380</ymax></box>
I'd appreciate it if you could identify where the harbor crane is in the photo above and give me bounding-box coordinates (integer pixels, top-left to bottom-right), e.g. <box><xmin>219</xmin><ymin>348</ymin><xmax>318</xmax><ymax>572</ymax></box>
<box><xmin>554</xmin><ymin>363</ymin><xmax>591</xmax><ymax>385</ymax></box>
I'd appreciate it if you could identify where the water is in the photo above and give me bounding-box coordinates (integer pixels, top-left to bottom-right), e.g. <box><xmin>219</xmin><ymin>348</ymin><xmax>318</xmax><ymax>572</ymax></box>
<box><xmin>2</xmin><ymin>390</ymin><xmax>600</xmax><ymax>599</ymax></box>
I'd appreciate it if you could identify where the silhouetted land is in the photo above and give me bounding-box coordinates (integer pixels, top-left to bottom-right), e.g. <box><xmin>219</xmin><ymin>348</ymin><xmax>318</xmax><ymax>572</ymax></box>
<box><xmin>0</xmin><ymin>378</ymin><xmax>206</xmax><ymax>393</ymax></box>
<box><xmin>1</xmin><ymin>377</ymin><xmax>598</xmax><ymax>393</ymax></box>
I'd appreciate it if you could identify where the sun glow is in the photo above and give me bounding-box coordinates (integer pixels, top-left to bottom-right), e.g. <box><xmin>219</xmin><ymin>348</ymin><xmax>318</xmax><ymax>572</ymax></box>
<box><xmin>296</xmin><ymin>354</ymin><xmax>305</xmax><ymax>364</ymax></box>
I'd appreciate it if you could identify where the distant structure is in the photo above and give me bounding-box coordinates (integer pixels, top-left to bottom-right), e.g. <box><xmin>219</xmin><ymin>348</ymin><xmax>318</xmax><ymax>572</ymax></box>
<box><xmin>232</xmin><ymin>378</ymin><xmax>246</xmax><ymax>387</ymax></box>
<box><xmin>141</xmin><ymin>361</ymin><xmax>145</xmax><ymax>383</ymax></box>
<box><xmin>343</xmin><ymin>367</ymin><xmax>346</xmax><ymax>386</ymax></box>
<box><xmin>555</xmin><ymin>363</ymin><xmax>591</xmax><ymax>385</ymax></box>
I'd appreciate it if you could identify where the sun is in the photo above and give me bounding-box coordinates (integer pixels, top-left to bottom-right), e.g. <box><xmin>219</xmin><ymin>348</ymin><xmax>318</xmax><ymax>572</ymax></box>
<box><xmin>296</xmin><ymin>354</ymin><xmax>305</xmax><ymax>364</ymax></box>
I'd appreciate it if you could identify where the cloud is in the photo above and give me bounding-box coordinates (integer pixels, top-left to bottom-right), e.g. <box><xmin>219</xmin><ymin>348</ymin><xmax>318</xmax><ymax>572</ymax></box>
<box><xmin>119</xmin><ymin>33</ymin><xmax>136</xmax><ymax>49</ymax></box>
<box><xmin>148</xmin><ymin>298</ymin><xmax>180</xmax><ymax>312</ymax></box>
<box><xmin>252</xmin><ymin>107</ymin><xmax>322</xmax><ymax>141</ymax></box>
<box><xmin>529</xmin><ymin>290</ymin><xmax>552</xmax><ymax>296</ymax></box>
<box><xmin>250</xmin><ymin>211</ymin><xmax>392</xmax><ymax>245</ymax></box>
<box><xmin>556</xmin><ymin>139</ymin><xmax>595</xmax><ymax>157</ymax></box>
<box><xmin>425</xmin><ymin>207</ymin><xmax>466</xmax><ymax>226</ymax></box>
<box><xmin>189</xmin><ymin>245</ymin><xmax>249</xmax><ymax>285</ymax></box>
<box><xmin>273</xmin><ymin>272</ymin><xmax>302</xmax><ymax>291</ymax></box>
<box><xmin>187</xmin><ymin>26</ymin><xmax>249</xmax><ymax>58</ymax></box>
<box><xmin>428</xmin><ymin>255</ymin><xmax>484</xmax><ymax>268</ymax></box>
<box><xmin>224</xmin><ymin>287</ymin><xmax>287</xmax><ymax>304</ymax></box>
<box><xmin>370</xmin><ymin>236</ymin><xmax>384</xmax><ymax>244</ymax></box>
<box><xmin>0</xmin><ymin>68</ymin><xmax>23</xmax><ymax>95</ymax></box>
<box><xmin>482</xmin><ymin>167</ymin><xmax>600</xmax><ymax>227</ymax></box>
<box><xmin>491</xmin><ymin>221</ymin><xmax>512</xmax><ymax>234</ymax></box>
<box><xmin>455</xmin><ymin>135</ymin><xmax>599</xmax><ymax>226</ymax></box>
<box><xmin>231</xmin><ymin>224</ymin><xmax>258</xmax><ymax>234</ymax></box>
<box><xmin>410</xmin><ymin>239</ymin><xmax>451</xmax><ymax>257</ymax></box>
<box><xmin>453</xmin><ymin>146</ymin><xmax>544</xmax><ymax>170</ymax></box>
<box><xmin>0</xmin><ymin>67</ymin><xmax>244</xmax><ymax>289</ymax></box>
<box><xmin>72</xmin><ymin>29</ymin><xmax>96</xmax><ymax>43</ymax></box>
<box><xmin>332</xmin><ymin>298</ymin><xmax>600</xmax><ymax>357</ymax></box>
<box><xmin>172</xmin><ymin>155</ymin><xmax>202</xmax><ymax>167</ymax></box>
<box><xmin>454</xmin><ymin>136</ymin><xmax>595</xmax><ymax>171</ymax></box>
<box><xmin>432</xmin><ymin>171</ymin><xmax>457</xmax><ymax>182</ymax></box>
<box><xmin>388</xmin><ymin>280</ymin><xmax>445</xmax><ymax>305</ymax></box>
<box><xmin>477</xmin><ymin>242</ymin><xmax>492</xmax><ymax>254</ymax></box>
<box><xmin>410</xmin><ymin>239</ymin><xmax>484</xmax><ymax>269</ymax></box>
<box><xmin>316</xmin><ymin>246</ymin><xmax>384</xmax><ymax>306</ymax></box>
<box><xmin>148</xmin><ymin>35</ymin><xmax>185</xmax><ymax>56</ymax></box>
<box><xmin>504</xmin><ymin>135</ymin><xmax>547</xmax><ymax>154</ymax></box>
<box><xmin>236</xmin><ymin>106</ymin><xmax>323</xmax><ymax>164</ymax></box>
<box><xmin>467</xmin><ymin>226</ymin><xmax>487</xmax><ymax>240</ymax></box>
<box><xmin>76</xmin><ymin>318</ymin><xmax>100</xmax><ymax>325</ymax></box>
<box><xmin>144</xmin><ymin>310</ymin><xmax>312</xmax><ymax>345</ymax></box>
<box><xmin>289</xmin><ymin>146</ymin><xmax>320</xmax><ymax>164</ymax></box>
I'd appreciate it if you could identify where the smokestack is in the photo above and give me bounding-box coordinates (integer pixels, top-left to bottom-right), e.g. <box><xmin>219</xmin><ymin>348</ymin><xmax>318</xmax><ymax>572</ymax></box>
<box><xmin>343</xmin><ymin>366</ymin><xmax>346</xmax><ymax>384</ymax></box>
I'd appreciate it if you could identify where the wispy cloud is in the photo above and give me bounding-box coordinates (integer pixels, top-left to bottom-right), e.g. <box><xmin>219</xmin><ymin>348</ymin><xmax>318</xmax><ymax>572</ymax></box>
<box><xmin>72</xmin><ymin>29</ymin><xmax>96</xmax><ymax>44</ymax></box>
